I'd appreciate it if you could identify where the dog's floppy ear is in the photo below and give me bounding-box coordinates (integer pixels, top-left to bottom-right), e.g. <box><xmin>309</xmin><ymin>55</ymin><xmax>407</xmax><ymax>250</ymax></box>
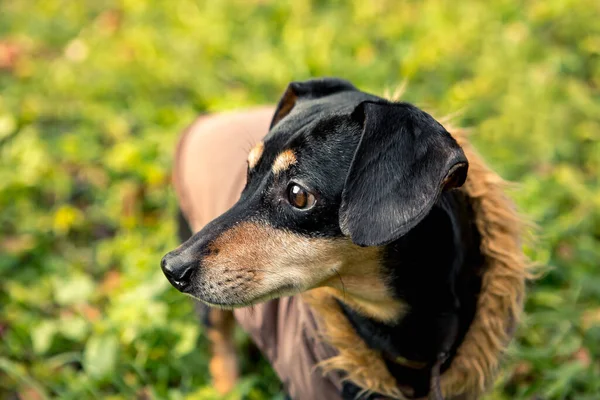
<box><xmin>339</xmin><ymin>101</ymin><xmax>468</xmax><ymax>247</ymax></box>
<box><xmin>269</xmin><ymin>78</ymin><xmax>357</xmax><ymax>129</ymax></box>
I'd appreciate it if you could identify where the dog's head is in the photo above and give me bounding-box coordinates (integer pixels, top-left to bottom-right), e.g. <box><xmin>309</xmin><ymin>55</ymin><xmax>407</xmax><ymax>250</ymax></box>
<box><xmin>162</xmin><ymin>78</ymin><xmax>467</xmax><ymax>318</ymax></box>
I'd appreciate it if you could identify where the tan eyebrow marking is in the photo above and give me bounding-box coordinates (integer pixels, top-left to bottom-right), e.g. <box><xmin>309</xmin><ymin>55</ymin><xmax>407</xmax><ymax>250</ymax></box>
<box><xmin>247</xmin><ymin>141</ymin><xmax>264</xmax><ymax>169</ymax></box>
<box><xmin>272</xmin><ymin>150</ymin><xmax>297</xmax><ymax>173</ymax></box>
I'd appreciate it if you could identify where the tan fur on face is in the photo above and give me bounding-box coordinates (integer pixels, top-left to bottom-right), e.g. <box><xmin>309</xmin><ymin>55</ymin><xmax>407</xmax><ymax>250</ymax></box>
<box><xmin>195</xmin><ymin>221</ymin><xmax>404</xmax><ymax>321</ymax></box>
<box><xmin>272</xmin><ymin>150</ymin><xmax>297</xmax><ymax>173</ymax></box>
<box><xmin>320</xmin><ymin>259</ymin><xmax>405</xmax><ymax>322</ymax></box>
<box><xmin>247</xmin><ymin>141</ymin><xmax>264</xmax><ymax>169</ymax></box>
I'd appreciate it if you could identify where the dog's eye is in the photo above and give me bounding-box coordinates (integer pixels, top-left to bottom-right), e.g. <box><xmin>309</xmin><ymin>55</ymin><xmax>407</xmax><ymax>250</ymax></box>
<box><xmin>287</xmin><ymin>183</ymin><xmax>316</xmax><ymax>210</ymax></box>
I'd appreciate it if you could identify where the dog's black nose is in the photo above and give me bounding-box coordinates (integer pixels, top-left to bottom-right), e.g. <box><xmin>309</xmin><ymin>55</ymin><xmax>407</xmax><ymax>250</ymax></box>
<box><xmin>161</xmin><ymin>252</ymin><xmax>195</xmax><ymax>292</ymax></box>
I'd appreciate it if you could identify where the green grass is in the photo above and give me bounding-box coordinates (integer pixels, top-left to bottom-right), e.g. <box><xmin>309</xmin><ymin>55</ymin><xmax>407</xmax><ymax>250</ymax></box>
<box><xmin>1</xmin><ymin>1</ymin><xmax>599</xmax><ymax>399</ymax></box>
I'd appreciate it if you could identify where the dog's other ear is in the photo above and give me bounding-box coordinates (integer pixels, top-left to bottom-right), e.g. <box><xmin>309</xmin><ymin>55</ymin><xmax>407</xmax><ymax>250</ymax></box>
<box><xmin>269</xmin><ymin>78</ymin><xmax>357</xmax><ymax>129</ymax></box>
<box><xmin>339</xmin><ymin>101</ymin><xmax>468</xmax><ymax>247</ymax></box>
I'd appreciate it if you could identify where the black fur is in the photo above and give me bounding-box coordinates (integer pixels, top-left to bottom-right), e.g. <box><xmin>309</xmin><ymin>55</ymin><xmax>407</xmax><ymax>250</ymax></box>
<box><xmin>340</xmin><ymin>101</ymin><xmax>468</xmax><ymax>246</ymax></box>
<box><xmin>340</xmin><ymin>190</ymin><xmax>483</xmax><ymax>398</ymax></box>
<box><xmin>163</xmin><ymin>78</ymin><xmax>485</xmax><ymax>398</ymax></box>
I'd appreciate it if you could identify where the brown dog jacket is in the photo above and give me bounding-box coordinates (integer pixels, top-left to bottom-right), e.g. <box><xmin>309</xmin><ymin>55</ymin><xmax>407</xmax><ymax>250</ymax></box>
<box><xmin>172</xmin><ymin>107</ymin><xmax>530</xmax><ymax>400</ymax></box>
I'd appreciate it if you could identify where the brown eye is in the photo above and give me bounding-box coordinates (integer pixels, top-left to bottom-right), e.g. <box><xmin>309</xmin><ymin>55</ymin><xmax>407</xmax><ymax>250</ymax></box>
<box><xmin>287</xmin><ymin>183</ymin><xmax>316</xmax><ymax>209</ymax></box>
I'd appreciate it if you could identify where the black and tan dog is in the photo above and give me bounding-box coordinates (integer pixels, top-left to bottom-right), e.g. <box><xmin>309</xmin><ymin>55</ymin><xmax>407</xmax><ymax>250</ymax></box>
<box><xmin>161</xmin><ymin>78</ymin><xmax>529</xmax><ymax>400</ymax></box>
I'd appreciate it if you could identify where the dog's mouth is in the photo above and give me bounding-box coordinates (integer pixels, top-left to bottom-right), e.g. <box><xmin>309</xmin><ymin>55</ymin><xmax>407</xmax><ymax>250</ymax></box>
<box><xmin>183</xmin><ymin>282</ymin><xmax>300</xmax><ymax>309</ymax></box>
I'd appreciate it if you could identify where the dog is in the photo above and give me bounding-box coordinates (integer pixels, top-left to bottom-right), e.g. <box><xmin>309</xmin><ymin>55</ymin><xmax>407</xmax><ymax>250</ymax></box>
<box><xmin>161</xmin><ymin>78</ymin><xmax>528</xmax><ymax>400</ymax></box>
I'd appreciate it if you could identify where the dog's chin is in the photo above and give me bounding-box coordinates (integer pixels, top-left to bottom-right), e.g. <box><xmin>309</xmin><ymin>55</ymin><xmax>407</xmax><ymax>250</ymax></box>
<box><xmin>184</xmin><ymin>283</ymin><xmax>302</xmax><ymax>309</ymax></box>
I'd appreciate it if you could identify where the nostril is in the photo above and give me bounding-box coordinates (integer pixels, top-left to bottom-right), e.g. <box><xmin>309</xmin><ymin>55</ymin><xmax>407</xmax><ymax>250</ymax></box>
<box><xmin>179</xmin><ymin>265</ymin><xmax>194</xmax><ymax>281</ymax></box>
<box><xmin>161</xmin><ymin>252</ymin><xmax>195</xmax><ymax>292</ymax></box>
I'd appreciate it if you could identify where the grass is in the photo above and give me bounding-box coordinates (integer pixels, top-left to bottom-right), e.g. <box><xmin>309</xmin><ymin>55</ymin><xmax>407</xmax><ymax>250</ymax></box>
<box><xmin>0</xmin><ymin>0</ymin><xmax>599</xmax><ymax>399</ymax></box>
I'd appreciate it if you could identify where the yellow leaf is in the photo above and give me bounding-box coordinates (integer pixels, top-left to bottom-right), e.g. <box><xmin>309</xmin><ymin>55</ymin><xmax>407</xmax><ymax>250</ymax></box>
<box><xmin>52</xmin><ymin>205</ymin><xmax>82</xmax><ymax>234</ymax></box>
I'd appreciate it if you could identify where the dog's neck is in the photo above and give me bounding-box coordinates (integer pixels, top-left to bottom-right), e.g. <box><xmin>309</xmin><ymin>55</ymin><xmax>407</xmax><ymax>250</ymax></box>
<box><xmin>339</xmin><ymin>190</ymin><xmax>484</xmax><ymax>397</ymax></box>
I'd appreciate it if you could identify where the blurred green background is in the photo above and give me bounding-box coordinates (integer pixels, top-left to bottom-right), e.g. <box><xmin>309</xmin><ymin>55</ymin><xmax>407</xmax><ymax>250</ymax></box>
<box><xmin>1</xmin><ymin>0</ymin><xmax>599</xmax><ymax>399</ymax></box>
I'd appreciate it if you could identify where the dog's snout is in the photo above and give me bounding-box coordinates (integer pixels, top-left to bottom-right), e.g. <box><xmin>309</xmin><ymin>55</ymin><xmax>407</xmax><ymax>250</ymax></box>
<box><xmin>161</xmin><ymin>252</ymin><xmax>196</xmax><ymax>292</ymax></box>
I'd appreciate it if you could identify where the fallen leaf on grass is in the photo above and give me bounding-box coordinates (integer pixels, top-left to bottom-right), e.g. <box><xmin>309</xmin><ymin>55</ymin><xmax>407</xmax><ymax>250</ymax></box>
<box><xmin>0</xmin><ymin>41</ymin><xmax>21</xmax><ymax>70</ymax></box>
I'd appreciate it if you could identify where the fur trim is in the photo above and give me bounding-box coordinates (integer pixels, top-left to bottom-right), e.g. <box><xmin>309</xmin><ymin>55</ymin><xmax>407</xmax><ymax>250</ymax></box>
<box><xmin>304</xmin><ymin>128</ymin><xmax>533</xmax><ymax>399</ymax></box>
<box><xmin>439</xmin><ymin>127</ymin><xmax>532</xmax><ymax>397</ymax></box>
<box><xmin>304</xmin><ymin>288</ymin><xmax>409</xmax><ymax>399</ymax></box>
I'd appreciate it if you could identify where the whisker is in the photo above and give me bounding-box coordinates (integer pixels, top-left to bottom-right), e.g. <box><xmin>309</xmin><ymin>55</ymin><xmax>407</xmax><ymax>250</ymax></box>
<box><xmin>241</xmin><ymin>134</ymin><xmax>258</xmax><ymax>155</ymax></box>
